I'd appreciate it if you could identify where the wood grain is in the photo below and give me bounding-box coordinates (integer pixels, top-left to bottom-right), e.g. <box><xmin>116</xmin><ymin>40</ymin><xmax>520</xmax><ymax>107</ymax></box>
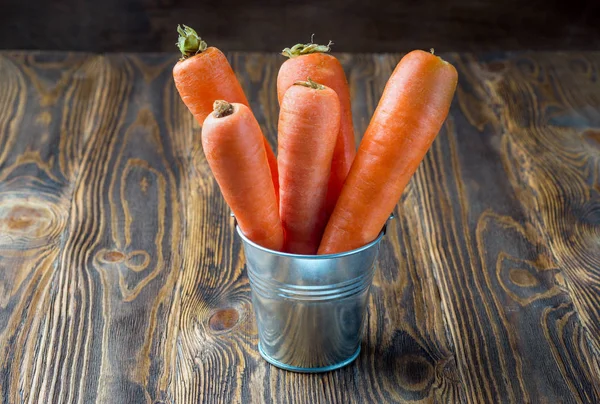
<box><xmin>0</xmin><ymin>51</ymin><xmax>599</xmax><ymax>403</ymax></box>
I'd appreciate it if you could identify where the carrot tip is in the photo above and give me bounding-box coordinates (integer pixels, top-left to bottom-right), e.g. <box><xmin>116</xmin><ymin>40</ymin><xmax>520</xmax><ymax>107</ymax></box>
<box><xmin>281</xmin><ymin>39</ymin><xmax>333</xmax><ymax>58</ymax></box>
<box><xmin>213</xmin><ymin>100</ymin><xmax>234</xmax><ymax>118</ymax></box>
<box><xmin>177</xmin><ymin>24</ymin><xmax>207</xmax><ymax>60</ymax></box>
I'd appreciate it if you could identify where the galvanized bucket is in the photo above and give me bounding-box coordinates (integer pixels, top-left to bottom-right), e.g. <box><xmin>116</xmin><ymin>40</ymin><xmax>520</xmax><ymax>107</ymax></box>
<box><xmin>236</xmin><ymin>220</ymin><xmax>389</xmax><ymax>373</ymax></box>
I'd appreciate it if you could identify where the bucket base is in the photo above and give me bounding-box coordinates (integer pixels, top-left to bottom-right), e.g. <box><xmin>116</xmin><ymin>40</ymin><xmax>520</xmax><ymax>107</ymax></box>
<box><xmin>258</xmin><ymin>343</ymin><xmax>361</xmax><ymax>373</ymax></box>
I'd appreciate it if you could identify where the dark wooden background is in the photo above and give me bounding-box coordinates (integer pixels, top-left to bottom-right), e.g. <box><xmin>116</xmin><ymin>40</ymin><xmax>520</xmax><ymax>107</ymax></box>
<box><xmin>2</xmin><ymin>0</ymin><xmax>600</xmax><ymax>52</ymax></box>
<box><xmin>0</xmin><ymin>49</ymin><xmax>599</xmax><ymax>403</ymax></box>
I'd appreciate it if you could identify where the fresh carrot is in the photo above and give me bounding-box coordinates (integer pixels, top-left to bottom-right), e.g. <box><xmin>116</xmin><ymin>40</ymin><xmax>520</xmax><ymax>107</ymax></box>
<box><xmin>278</xmin><ymin>79</ymin><xmax>340</xmax><ymax>254</ymax></box>
<box><xmin>202</xmin><ymin>100</ymin><xmax>284</xmax><ymax>251</ymax></box>
<box><xmin>278</xmin><ymin>40</ymin><xmax>356</xmax><ymax>218</ymax></box>
<box><xmin>318</xmin><ymin>50</ymin><xmax>458</xmax><ymax>254</ymax></box>
<box><xmin>173</xmin><ymin>25</ymin><xmax>279</xmax><ymax>201</ymax></box>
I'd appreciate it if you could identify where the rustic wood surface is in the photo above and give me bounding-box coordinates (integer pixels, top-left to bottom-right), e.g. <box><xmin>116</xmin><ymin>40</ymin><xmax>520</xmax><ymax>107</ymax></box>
<box><xmin>0</xmin><ymin>51</ymin><xmax>599</xmax><ymax>403</ymax></box>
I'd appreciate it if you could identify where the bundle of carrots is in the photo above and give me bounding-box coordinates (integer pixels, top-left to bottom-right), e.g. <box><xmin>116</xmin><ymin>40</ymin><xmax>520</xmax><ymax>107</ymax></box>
<box><xmin>173</xmin><ymin>25</ymin><xmax>458</xmax><ymax>255</ymax></box>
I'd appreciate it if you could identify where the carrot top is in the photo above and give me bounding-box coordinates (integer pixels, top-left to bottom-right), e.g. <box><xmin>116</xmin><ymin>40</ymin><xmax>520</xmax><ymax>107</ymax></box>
<box><xmin>177</xmin><ymin>25</ymin><xmax>208</xmax><ymax>60</ymax></box>
<box><xmin>281</xmin><ymin>37</ymin><xmax>333</xmax><ymax>58</ymax></box>
<box><xmin>293</xmin><ymin>77</ymin><xmax>325</xmax><ymax>90</ymax></box>
<box><xmin>213</xmin><ymin>100</ymin><xmax>234</xmax><ymax>118</ymax></box>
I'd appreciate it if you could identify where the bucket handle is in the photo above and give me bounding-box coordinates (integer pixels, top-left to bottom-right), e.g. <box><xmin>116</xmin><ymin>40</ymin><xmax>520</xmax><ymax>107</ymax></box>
<box><xmin>382</xmin><ymin>213</ymin><xmax>395</xmax><ymax>235</ymax></box>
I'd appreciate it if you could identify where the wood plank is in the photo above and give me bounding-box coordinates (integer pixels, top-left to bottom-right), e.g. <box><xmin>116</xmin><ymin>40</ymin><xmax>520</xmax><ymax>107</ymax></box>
<box><xmin>484</xmin><ymin>51</ymin><xmax>600</xmax><ymax>391</ymax></box>
<box><xmin>484</xmin><ymin>53</ymin><xmax>600</xmax><ymax>353</ymax></box>
<box><xmin>411</xmin><ymin>52</ymin><xmax>600</xmax><ymax>403</ymax></box>
<box><xmin>0</xmin><ymin>52</ymin><xmax>101</xmax><ymax>402</ymax></box>
<box><xmin>37</xmin><ymin>54</ymin><xmax>188</xmax><ymax>403</ymax></box>
<box><xmin>0</xmin><ymin>53</ymin><xmax>191</xmax><ymax>403</ymax></box>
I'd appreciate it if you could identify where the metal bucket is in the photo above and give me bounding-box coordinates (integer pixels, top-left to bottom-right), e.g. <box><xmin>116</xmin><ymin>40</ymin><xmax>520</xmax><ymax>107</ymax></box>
<box><xmin>236</xmin><ymin>221</ymin><xmax>389</xmax><ymax>373</ymax></box>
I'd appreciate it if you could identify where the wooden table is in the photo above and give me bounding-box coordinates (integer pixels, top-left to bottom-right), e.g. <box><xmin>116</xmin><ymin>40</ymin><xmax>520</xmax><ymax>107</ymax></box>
<box><xmin>0</xmin><ymin>51</ymin><xmax>599</xmax><ymax>403</ymax></box>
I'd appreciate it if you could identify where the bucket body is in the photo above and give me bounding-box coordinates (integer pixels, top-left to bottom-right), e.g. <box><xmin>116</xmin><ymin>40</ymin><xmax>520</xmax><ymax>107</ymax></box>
<box><xmin>237</xmin><ymin>226</ymin><xmax>386</xmax><ymax>372</ymax></box>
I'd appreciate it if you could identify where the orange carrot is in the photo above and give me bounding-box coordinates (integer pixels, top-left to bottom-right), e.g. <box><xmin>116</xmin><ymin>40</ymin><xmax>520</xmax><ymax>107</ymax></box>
<box><xmin>278</xmin><ymin>40</ymin><xmax>355</xmax><ymax>218</ymax></box>
<box><xmin>278</xmin><ymin>79</ymin><xmax>340</xmax><ymax>254</ymax></box>
<box><xmin>173</xmin><ymin>25</ymin><xmax>279</xmax><ymax>200</ymax></box>
<box><xmin>318</xmin><ymin>50</ymin><xmax>458</xmax><ymax>254</ymax></box>
<box><xmin>202</xmin><ymin>100</ymin><xmax>283</xmax><ymax>251</ymax></box>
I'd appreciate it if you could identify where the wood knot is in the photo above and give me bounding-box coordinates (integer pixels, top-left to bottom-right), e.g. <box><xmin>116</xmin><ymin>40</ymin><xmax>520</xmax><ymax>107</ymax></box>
<box><xmin>395</xmin><ymin>354</ymin><xmax>434</xmax><ymax>391</ymax></box>
<box><xmin>4</xmin><ymin>206</ymin><xmax>42</xmax><ymax>230</ymax></box>
<box><xmin>126</xmin><ymin>250</ymin><xmax>151</xmax><ymax>271</ymax></box>
<box><xmin>497</xmin><ymin>254</ymin><xmax>560</xmax><ymax>306</ymax></box>
<box><xmin>0</xmin><ymin>200</ymin><xmax>59</xmax><ymax>245</ymax></box>
<box><xmin>379</xmin><ymin>331</ymin><xmax>435</xmax><ymax>398</ymax></box>
<box><xmin>209</xmin><ymin>308</ymin><xmax>239</xmax><ymax>332</ymax></box>
<box><xmin>96</xmin><ymin>249</ymin><xmax>150</xmax><ymax>271</ymax></box>
<box><xmin>509</xmin><ymin>268</ymin><xmax>539</xmax><ymax>288</ymax></box>
<box><xmin>101</xmin><ymin>250</ymin><xmax>126</xmax><ymax>263</ymax></box>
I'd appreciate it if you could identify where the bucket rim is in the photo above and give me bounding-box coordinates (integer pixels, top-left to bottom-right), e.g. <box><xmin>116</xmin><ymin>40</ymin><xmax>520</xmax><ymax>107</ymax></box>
<box><xmin>235</xmin><ymin>224</ymin><xmax>387</xmax><ymax>260</ymax></box>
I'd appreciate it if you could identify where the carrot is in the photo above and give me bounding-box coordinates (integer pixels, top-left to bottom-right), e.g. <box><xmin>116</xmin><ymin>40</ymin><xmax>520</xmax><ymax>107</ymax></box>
<box><xmin>173</xmin><ymin>25</ymin><xmax>279</xmax><ymax>201</ymax></box>
<box><xmin>278</xmin><ymin>79</ymin><xmax>340</xmax><ymax>254</ymax></box>
<box><xmin>202</xmin><ymin>100</ymin><xmax>284</xmax><ymax>251</ymax></box>
<box><xmin>278</xmin><ymin>40</ymin><xmax>356</xmax><ymax>218</ymax></box>
<box><xmin>318</xmin><ymin>50</ymin><xmax>458</xmax><ymax>254</ymax></box>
